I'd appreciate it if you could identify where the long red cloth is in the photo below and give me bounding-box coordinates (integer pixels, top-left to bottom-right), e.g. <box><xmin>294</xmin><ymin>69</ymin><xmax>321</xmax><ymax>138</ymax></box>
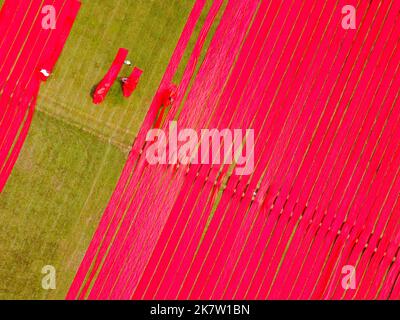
<box><xmin>93</xmin><ymin>48</ymin><xmax>128</xmax><ymax>104</ymax></box>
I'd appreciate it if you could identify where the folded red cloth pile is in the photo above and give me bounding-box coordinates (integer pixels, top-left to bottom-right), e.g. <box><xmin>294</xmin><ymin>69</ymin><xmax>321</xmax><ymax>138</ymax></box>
<box><xmin>122</xmin><ymin>67</ymin><xmax>143</xmax><ymax>98</ymax></box>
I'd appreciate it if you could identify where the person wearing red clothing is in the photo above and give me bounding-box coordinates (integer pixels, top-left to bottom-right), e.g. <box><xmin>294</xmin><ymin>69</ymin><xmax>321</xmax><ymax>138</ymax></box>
<box><xmin>154</xmin><ymin>84</ymin><xmax>178</xmax><ymax>128</ymax></box>
<box><xmin>160</xmin><ymin>84</ymin><xmax>177</xmax><ymax>107</ymax></box>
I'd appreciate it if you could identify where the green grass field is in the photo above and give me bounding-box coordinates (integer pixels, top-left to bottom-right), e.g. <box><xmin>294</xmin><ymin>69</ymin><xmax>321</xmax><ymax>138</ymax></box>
<box><xmin>0</xmin><ymin>113</ymin><xmax>126</xmax><ymax>299</ymax></box>
<box><xmin>39</xmin><ymin>0</ymin><xmax>199</xmax><ymax>149</ymax></box>
<box><xmin>0</xmin><ymin>0</ymin><xmax>209</xmax><ymax>299</ymax></box>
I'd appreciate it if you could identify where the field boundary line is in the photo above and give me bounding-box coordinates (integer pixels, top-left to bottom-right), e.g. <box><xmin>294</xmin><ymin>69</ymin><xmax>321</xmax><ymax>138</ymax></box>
<box><xmin>35</xmin><ymin>108</ymin><xmax>132</xmax><ymax>154</ymax></box>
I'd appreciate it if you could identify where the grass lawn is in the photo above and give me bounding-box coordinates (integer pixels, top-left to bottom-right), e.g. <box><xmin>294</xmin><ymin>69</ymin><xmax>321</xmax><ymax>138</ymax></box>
<box><xmin>0</xmin><ymin>0</ymin><xmax>212</xmax><ymax>299</ymax></box>
<box><xmin>0</xmin><ymin>112</ymin><xmax>126</xmax><ymax>299</ymax></box>
<box><xmin>38</xmin><ymin>0</ymin><xmax>199</xmax><ymax>148</ymax></box>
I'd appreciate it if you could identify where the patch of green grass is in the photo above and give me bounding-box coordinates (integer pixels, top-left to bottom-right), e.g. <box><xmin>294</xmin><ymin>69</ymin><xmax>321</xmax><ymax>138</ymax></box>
<box><xmin>0</xmin><ymin>112</ymin><xmax>126</xmax><ymax>299</ymax></box>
